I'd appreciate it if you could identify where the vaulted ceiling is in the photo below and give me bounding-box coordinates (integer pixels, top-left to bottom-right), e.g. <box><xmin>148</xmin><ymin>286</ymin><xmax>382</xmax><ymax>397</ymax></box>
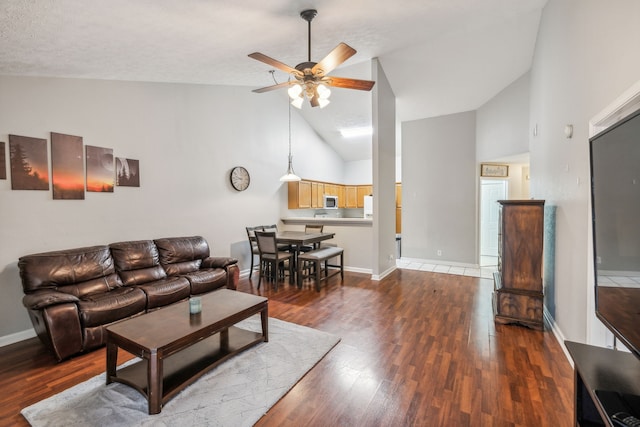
<box><xmin>0</xmin><ymin>0</ymin><xmax>547</xmax><ymax>161</ymax></box>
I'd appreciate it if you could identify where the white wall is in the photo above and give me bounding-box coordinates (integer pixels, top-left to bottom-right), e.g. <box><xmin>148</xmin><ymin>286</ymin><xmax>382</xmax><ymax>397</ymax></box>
<box><xmin>529</xmin><ymin>0</ymin><xmax>640</xmax><ymax>344</ymax></box>
<box><xmin>402</xmin><ymin>111</ymin><xmax>477</xmax><ymax>264</ymax></box>
<box><xmin>371</xmin><ymin>58</ymin><xmax>397</xmax><ymax>278</ymax></box>
<box><xmin>506</xmin><ymin>164</ymin><xmax>531</xmax><ymax>199</ymax></box>
<box><xmin>476</xmin><ymin>72</ymin><xmax>531</xmax><ymax>162</ymax></box>
<box><xmin>343</xmin><ymin>159</ymin><xmax>372</xmax><ymax>184</ymax></box>
<box><xmin>0</xmin><ymin>75</ymin><xmax>342</xmax><ymax>340</ymax></box>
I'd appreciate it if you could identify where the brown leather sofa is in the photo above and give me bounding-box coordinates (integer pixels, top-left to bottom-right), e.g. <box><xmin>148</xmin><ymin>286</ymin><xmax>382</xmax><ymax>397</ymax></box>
<box><xmin>18</xmin><ymin>236</ymin><xmax>239</xmax><ymax>361</ymax></box>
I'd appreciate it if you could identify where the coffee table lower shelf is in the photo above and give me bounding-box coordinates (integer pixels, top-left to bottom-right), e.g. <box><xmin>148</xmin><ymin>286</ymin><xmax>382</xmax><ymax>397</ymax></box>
<box><xmin>108</xmin><ymin>326</ymin><xmax>263</xmax><ymax>410</ymax></box>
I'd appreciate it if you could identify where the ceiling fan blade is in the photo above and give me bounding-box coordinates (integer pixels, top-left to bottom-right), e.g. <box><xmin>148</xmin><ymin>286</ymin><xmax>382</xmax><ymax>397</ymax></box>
<box><xmin>248</xmin><ymin>52</ymin><xmax>302</xmax><ymax>77</ymax></box>
<box><xmin>325</xmin><ymin>76</ymin><xmax>376</xmax><ymax>91</ymax></box>
<box><xmin>311</xmin><ymin>43</ymin><xmax>356</xmax><ymax>76</ymax></box>
<box><xmin>251</xmin><ymin>81</ymin><xmax>291</xmax><ymax>93</ymax></box>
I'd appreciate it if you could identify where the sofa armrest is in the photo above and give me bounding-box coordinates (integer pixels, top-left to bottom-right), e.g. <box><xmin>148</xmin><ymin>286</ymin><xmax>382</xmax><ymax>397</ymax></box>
<box><xmin>22</xmin><ymin>290</ymin><xmax>79</xmax><ymax>310</ymax></box>
<box><xmin>201</xmin><ymin>257</ymin><xmax>238</xmax><ymax>269</ymax></box>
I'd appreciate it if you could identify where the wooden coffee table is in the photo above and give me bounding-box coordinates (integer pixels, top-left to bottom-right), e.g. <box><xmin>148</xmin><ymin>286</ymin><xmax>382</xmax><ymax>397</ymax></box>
<box><xmin>105</xmin><ymin>289</ymin><xmax>268</xmax><ymax>414</ymax></box>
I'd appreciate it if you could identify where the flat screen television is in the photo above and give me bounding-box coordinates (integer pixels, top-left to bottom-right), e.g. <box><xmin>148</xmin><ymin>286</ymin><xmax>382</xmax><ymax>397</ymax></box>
<box><xmin>590</xmin><ymin>107</ymin><xmax>640</xmax><ymax>359</ymax></box>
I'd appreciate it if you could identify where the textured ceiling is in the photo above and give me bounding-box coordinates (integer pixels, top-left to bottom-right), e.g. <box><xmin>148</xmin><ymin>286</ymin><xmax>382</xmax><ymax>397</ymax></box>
<box><xmin>0</xmin><ymin>0</ymin><xmax>547</xmax><ymax>161</ymax></box>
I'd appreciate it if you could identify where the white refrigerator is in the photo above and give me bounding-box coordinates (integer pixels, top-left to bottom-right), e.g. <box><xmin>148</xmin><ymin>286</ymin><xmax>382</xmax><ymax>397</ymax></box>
<box><xmin>363</xmin><ymin>195</ymin><xmax>373</xmax><ymax>218</ymax></box>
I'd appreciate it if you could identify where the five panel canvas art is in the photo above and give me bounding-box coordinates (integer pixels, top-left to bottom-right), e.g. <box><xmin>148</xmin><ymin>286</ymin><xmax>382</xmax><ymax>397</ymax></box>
<box><xmin>0</xmin><ymin>133</ymin><xmax>139</xmax><ymax>199</ymax></box>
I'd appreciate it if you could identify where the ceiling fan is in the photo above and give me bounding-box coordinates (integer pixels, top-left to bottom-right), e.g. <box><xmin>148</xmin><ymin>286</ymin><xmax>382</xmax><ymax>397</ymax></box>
<box><xmin>248</xmin><ymin>9</ymin><xmax>375</xmax><ymax>108</ymax></box>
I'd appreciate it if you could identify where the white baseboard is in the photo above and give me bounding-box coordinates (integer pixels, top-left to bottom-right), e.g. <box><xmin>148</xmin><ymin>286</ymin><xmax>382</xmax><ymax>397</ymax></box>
<box><xmin>0</xmin><ymin>327</ymin><xmax>36</xmax><ymax>348</ymax></box>
<box><xmin>544</xmin><ymin>307</ymin><xmax>572</xmax><ymax>368</ymax></box>
<box><xmin>399</xmin><ymin>256</ymin><xmax>479</xmax><ymax>269</ymax></box>
<box><xmin>372</xmin><ymin>265</ymin><xmax>397</xmax><ymax>281</ymax></box>
<box><xmin>344</xmin><ymin>266</ymin><xmax>372</xmax><ymax>275</ymax></box>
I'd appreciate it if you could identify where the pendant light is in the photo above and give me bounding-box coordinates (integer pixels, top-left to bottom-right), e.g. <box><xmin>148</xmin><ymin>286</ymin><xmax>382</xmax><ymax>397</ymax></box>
<box><xmin>280</xmin><ymin>90</ymin><xmax>301</xmax><ymax>182</ymax></box>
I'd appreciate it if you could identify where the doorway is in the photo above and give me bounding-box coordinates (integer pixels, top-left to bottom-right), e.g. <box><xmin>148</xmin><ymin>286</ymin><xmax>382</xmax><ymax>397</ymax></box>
<box><xmin>480</xmin><ymin>179</ymin><xmax>507</xmax><ymax>267</ymax></box>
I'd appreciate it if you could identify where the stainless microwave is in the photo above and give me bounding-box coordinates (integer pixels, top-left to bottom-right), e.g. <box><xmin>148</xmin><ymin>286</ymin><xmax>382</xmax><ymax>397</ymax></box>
<box><xmin>323</xmin><ymin>195</ymin><xmax>338</xmax><ymax>209</ymax></box>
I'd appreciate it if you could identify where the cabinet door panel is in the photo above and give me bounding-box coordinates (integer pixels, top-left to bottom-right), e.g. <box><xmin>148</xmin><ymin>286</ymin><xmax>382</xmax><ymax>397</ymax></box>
<box><xmin>299</xmin><ymin>181</ymin><xmax>312</xmax><ymax>208</ymax></box>
<box><xmin>357</xmin><ymin>185</ymin><xmax>372</xmax><ymax>208</ymax></box>
<box><xmin>311</xmin><ymin>182</ymin><xmax>319</xmax><ymax>208</ymax></box>
<box><xmin>346</xmin><ymin>186</ymin><xmax>358</xmax><ymax>208</ymax></box>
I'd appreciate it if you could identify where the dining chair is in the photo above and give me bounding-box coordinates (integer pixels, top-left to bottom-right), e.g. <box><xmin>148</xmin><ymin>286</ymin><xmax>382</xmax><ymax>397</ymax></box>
<box><xmin>254</xmin><ymin>231</ymin><xmax>294</xmax><ymax>290</ymax></box>
<box><xmin>300</xmin><ymin>224</ymin><xmax>324</xmax><ymax>252</ymax></box>
<box><xmin>245</xmin><ymin>226</ymin><xmax>262</xmax><ymax>279</ymax></box>
<box><xmin>261</xmin><ymin>224</ymin><xmax>292</xmax><ymax>251</ymax></box>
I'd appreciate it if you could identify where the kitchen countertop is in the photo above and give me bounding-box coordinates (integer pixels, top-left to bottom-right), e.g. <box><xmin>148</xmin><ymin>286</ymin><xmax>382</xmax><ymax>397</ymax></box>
<box><xmin>281</xmin><ymin>217</ymin><xmax>373</xmax><ymax>226</ymax></box>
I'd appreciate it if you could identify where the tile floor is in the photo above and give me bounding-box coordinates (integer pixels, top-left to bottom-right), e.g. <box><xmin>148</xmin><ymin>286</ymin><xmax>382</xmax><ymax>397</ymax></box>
<box><xmin>396</xmin><ymin>255</ymin><xmax>498</xmax><ymax>279</ymax></box>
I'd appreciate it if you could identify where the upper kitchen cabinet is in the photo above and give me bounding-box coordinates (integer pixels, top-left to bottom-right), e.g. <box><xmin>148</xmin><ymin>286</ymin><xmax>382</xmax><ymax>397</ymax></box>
<box><xmin>288</xmin><ymin>180</ymin><xmax>312</xmax><ymax>209</ymax></box>
<box><xmin>311</xmin><ymin>182</ymin><xmax>325</xmax><ymax>208</ymax></box>
<box><xmin>357</xmin><ymin>185</ymin><xmax>373</xmax><ymax>208</ymax></box>
<box><xmin>345</xmin><ymin>186</ymin><xmax>358</xmax><ymax>208</ymax></box>
<box><xmin>287</xmin><ymin>180</ymin><xmax>380</xmax><ymax>210</ymax></box>
<box><xmin>324</xmin><ymin>184</ymin><xmax>338</xmax><ymax>197</ymax></box>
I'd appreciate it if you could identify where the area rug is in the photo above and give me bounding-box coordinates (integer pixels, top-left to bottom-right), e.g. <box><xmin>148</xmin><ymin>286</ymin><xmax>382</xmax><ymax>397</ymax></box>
<box><xmin>21</xmin><ymin>316</ymin><xmax>340</xmax><ymax>427</ymax></box>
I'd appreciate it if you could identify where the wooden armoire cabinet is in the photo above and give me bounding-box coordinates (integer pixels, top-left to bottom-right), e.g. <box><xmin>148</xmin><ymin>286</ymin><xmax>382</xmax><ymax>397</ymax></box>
<box><xmin>493</xmin><ymin>200</ymin><xmax>545</xmax><ymax>330</ymax></box>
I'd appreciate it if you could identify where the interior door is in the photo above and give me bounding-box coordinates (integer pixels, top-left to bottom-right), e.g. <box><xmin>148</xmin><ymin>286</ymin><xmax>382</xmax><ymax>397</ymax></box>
<box><xmin>480</xmin><ymin>180</ymin><xmax>507</xmax><ymax>259</ymax></box>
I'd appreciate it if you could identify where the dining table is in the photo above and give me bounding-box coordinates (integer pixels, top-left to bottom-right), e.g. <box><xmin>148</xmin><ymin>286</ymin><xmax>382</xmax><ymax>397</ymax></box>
<box><xmin>275</xmin><ymin>230</ymin><xmax>335</xmax><ymax>248</ymax></box>
<box><xmin>275</xmin><ymin>231</ymin><xmax>335</xmax><ymax>280</ymax></box>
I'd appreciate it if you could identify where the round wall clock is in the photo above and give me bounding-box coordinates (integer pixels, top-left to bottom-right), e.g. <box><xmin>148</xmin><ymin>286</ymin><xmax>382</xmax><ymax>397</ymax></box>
<box><xmin>230</xmin><ymin>166</ymin><xmax>250</xmax><ymax>191</ymax></box>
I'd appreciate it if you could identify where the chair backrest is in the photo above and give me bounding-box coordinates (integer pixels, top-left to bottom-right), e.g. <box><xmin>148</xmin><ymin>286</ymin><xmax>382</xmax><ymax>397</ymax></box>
<box><xmin>246</xmin><ymin>226</ymin><xmax>261</xmax><ymax>251</ymax></box>
<box><xmin>304</xmin><ymin>224</ymin><xmax>324</xmax><ymax>234</ymax></box>
<box><xmin>246</xmin><ymin>226</ymin><xmax>261</xmax><ymax>241</ymax></box>
<box><xmin>261</xmin><ymin>224</ymin><xmax>278</xmax><ymax>233</ymax></box>
<box><xmin>255</xmin><ymin>231</ymin><xmax>278</xmax><ymax>255</ymax></box>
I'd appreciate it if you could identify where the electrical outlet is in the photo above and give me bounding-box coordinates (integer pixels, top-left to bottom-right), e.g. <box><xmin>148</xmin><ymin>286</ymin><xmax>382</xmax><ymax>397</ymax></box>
<box><xmin>437</xmin><ymin>249</ymin><xmax>442</xmax><ymax>256</ymax></box>
<box><xmin>388</xmin><ymin>254</ymin><xmax>393</xmax><ymax>260</ymax></box>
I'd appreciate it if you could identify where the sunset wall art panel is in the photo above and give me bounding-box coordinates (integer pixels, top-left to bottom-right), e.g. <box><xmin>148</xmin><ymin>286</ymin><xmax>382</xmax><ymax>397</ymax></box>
<box><xmin>0</xmin><ymin>142</ymin><xmax>6</xmax><ymax>180</ymax></box>
<box><xmin>116</xmin><ymin>157</ymin><xmax>140</xmax><ymax>187</ymax></box>
<box><xmin>51</xmin><ymin>132</ymin><xmax>84</xmax><ymax>200</ymax></box>
<box><xmin>86</xmin><ymin>145</ymin><xmax>114</xmax><ymax>192</ymax></box>
<box><xmin>9</xmin><ymin>135</ymin><xmax>49</xmax><ymax>190</ymax></box>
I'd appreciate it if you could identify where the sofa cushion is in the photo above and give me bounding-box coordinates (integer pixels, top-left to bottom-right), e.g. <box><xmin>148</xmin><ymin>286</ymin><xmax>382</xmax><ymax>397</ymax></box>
<box><xmin>134</xmin><ymin>276</ymin><xmax>191</xmax><ymax>310</ymax></box>
<box><xmin>19</xmin><ymin>245</ymin><xmax>117</xmax><ymax>293</ymax></box>
<box><xmin>184</xmin><ymin>269</ymin><xmax>228</xmax><ymax>295</ymax></box>
<box><xmin>110</xmin><ymin>240</ymin><xmax>161</xmax><ymax>269</ymax></box>
<box><xmin>162</xmin><ymin>260</ymin><xmax>202</xmax><ymax>276</ymax></box>
<box><xmin>58</xmin><ymin>273</ymin><xmax>123</xmax><ymax>298</ymax></box>
<box><xmin>117</xmin><ymin>265</ymin><xmax>167</xmax><ymax>287</ymax></box>
<box><xmin>154</xmin><ymin>236</ymin><xmax>210</xmax><ymax>267</ymax></box>
<box><xmin>110</xmin><ymin>240</ymin><xmax>168</xmax><ymax>285</ymax></box>
<box><xmin>77</xmin><ymin>286</ymin><xmax>147</xmax><ymax>327</ymax></box>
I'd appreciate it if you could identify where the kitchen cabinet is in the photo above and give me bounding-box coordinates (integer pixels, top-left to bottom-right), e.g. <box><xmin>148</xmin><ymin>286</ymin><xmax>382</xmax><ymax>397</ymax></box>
<box><xmin>357</xmin><ymin>185</ymin><xmax>372</xmax><ymax>208</ymax></box>
<box><xmin>324</xmin><ymin>184</ymin><xmax>337</xmax><ymax>196</ymax></box>
<box><xmin>345</xmin><ymin>186</ymin><xmax>358</xmax><ymax>208</ymax></box>
<box><xmin>338</xmin><ymin>186</ymin><xmax>346</xmax><ymax>208</ymax></box>
<box><xmin>311</xmin><ymin>182</ymin><xmax>319</xmax><ymax>208</ymax></box>
<box><xmin>288</xmin><ymin>181</ymin><xmax>312</xmax><ymax>209</ymax></box>
<box><xmin>316</xmin><ymin>182</ymin><xmax>324</xmax><ymax>207</ymax></box>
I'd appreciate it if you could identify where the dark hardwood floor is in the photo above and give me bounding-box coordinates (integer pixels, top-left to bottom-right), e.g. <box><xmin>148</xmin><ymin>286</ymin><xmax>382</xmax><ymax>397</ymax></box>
<box><xmin>0</xmin><ymin>269</ymin><xmax>574</xmax><ymax>426</ymax></box>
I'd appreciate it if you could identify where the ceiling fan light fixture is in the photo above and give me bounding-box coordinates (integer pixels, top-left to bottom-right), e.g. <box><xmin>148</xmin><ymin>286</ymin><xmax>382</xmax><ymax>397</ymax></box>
<box><xmin>317</xmin><ymin>83</ymin><xmax>331</xmax><ymax>99</ymax></box>
<box><xmin>287</xmin><ymin>84</ymin><xmax>303</xmax><ymax>99</ymax></box>
<box><xmin>248</xmin><ymin>9</ymin><xmax>375</xmax><ymax>108</ymax></box>
<box><xmin>318</xmin><ymin>97</ymin><xmax>330</xmax><ymax>108</ymax></box>
<box><xmin>291</xmin><ymin>96</ymin><xmax>304</xmax><ymax>109</ymax></box>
